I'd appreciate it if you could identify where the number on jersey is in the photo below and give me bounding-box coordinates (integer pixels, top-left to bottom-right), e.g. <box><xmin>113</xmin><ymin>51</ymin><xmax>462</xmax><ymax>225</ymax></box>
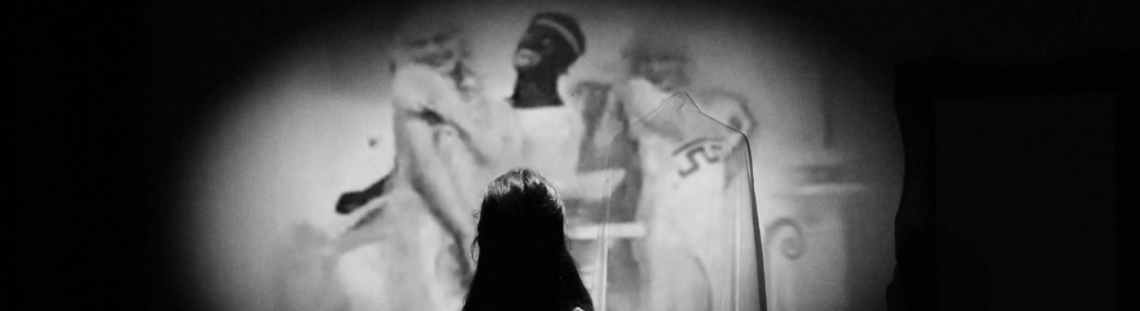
<box><xmin>673</xmin><ymin>138</ymin><xmax>728</xmax><ymax>177</ymax></box>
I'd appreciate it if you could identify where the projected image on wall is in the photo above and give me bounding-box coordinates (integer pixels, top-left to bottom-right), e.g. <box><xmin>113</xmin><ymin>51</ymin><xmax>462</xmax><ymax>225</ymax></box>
<box><xmin>182</xmin><ymin>1</ymin><xmax>904</xmax><ymax>310</ymax></box>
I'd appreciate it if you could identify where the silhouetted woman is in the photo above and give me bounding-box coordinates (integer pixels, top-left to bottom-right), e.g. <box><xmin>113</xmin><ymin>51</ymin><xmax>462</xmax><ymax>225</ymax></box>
<box><xmin>463</xmin><ymin>168</ymin><xmax>594</xmax><ymax>311</ymax></box>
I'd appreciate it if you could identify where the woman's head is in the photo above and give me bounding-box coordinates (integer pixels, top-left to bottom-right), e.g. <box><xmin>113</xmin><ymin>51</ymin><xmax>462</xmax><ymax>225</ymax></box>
<box><xmin>473</xmin><ymin>168</ymin><xmax>567</xmax><ymax>257</ymax></box>
<box><xmin>465</xmin><ymin>168</ymin><xmax>593</xmax><ymax>311</ymax></box>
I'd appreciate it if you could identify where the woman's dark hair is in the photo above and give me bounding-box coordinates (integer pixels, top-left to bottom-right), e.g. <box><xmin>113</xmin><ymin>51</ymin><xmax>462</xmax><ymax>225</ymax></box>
<box><xmin>462</xmin><ymin>168</ymin><xmax>594</xmax><ymax>311</ymax></box>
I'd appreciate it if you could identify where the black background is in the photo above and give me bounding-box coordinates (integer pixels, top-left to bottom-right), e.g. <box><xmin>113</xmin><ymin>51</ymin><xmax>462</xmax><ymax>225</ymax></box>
<box><xmin>17</xmin><ymin>0</ymin><xmax>1134</xmax><ymax>309</ymax></box>
<box><xmin>892</xmin><ymin>57</ymin><xmax>1128</xmax><ymax>310</ymax></box>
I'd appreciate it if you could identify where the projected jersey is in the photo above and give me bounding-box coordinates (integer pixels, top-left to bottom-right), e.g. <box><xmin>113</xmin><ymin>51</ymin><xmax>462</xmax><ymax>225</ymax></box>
<box><xmin>622</xmin><ymin>78</ymin><xmax>755</xmax><ymax>188</ymax></box>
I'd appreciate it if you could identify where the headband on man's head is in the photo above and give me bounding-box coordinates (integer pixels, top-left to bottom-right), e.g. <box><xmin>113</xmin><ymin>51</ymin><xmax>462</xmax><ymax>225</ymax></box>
<box><xmin>533</xmin><ymin>18</ymin><xmax>581</xmax><ymax>55</ymax></box>
<box><xmin>528</xmin><ymin>12</ymin><xmax>585</xmax><ymax>57</ymax></box>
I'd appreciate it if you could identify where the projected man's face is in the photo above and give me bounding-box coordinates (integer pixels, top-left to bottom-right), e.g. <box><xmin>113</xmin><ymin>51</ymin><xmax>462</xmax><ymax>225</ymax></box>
<box><xmin>398</xmin><ymin>30</ymin><xmax>464</xmax><ymax>72</ymax></box>
<box><xmin>634</xmin><ymin>53</ymin><xmax>688</xmax><ymax>91</ymax></box>
<box><xmin>513</xmin><ymin>25</ymin><xmax>568</xmax><ymax>73</ymax></box>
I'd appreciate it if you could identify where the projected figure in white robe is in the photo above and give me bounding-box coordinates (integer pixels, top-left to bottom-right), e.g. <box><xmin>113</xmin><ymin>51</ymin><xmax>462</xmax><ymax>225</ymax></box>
<box><xmin>272</xmin><ymin>21</ymin><xmax>490</xmax><ymax>311</ymax></box>
<box><xmin>321</xmin><ymin>21</ymin><xmax>509</xmax><ymax>311</ymax></box>
<box><xmin>614</xmin><ymin>24</ymin><xmax>758</xmax><ymax>311</ymax></box>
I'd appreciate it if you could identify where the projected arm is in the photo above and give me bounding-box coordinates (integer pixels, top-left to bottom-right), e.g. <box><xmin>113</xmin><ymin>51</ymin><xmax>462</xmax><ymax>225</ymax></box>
<box><xmin>420</xmin><ymin>103</ymin><xmax>519</xmax><ymax>169</ymax></box>
<box><xmin>572</xmin><ymin>81</ymin><xmax>625</xmax><ymax>157</ymax></box>
<box><xmin>394</xmin><ymin>64</ymin><xmax>516</xmax><ymax>168</ymax></box>
<box><xmin>396</xmin><ymin>108</ymin><xmax>478</xmax><ymax>276</ymax></box>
